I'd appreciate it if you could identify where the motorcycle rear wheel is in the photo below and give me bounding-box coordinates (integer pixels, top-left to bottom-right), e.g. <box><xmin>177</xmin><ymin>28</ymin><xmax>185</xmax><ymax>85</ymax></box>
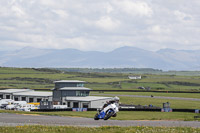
<box><xmin>94</xmin><ymin>113</ymin><xmax>99</xmax><ymax>120</ymax></box>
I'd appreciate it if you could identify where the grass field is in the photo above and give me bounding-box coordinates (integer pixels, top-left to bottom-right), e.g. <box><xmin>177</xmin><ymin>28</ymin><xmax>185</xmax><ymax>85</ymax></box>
<box><xmin>1</xmin><ymin>125</ymin><xmax>200</xmax><ymax>133</ymax></box>
<box><xmin>91</xmin><ymin>91</ymin><xmax>200</xmax><ymax>99</ymax></box>
<box><xmin>0</xmin><ymin>67</ymin><xmax>200</xmax><ymax>92</ymax></box>
<box><xmin>91</xmin><ymin>95</ymin><xmax>200</xmax><ymax>109</ymax></box>
<box><xmin>0</xmin><ymin>67</ymin><xmax>200</xmax><ymax>122</ymax></box>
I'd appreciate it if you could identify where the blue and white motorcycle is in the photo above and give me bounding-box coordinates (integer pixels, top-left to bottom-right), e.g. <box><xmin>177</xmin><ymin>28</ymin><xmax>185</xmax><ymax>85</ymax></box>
<box><xmin>94</xmin><ymin>102</ymin><xmax>119</xmax><ymax>120</ymax></box>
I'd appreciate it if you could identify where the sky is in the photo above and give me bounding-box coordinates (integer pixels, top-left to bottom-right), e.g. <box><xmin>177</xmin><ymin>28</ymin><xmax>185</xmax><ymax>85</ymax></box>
<box><xmin>0</xmin><ymin>0</ymin><xmax>200</xmax><ymax>52</ymax></box>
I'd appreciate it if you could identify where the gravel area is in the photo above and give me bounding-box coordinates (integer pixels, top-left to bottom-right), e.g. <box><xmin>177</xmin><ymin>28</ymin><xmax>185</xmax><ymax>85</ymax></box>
<box><xmin>0</xmin><ymin>113</ymin><xmax>199</xmax><ymax>127</ymax></box>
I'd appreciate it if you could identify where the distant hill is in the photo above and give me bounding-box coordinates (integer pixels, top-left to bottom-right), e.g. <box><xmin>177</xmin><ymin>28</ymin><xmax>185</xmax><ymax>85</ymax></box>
<box><xmin>0</xmin><ymin>46</ymin><xmax>200</xmax><ymax>71</ymax></box>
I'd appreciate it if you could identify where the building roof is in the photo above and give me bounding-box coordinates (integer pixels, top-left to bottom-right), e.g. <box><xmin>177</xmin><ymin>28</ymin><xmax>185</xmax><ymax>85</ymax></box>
<box><xmin>57</xmin><ymin>87</ymin><xmax>91</xmax><ymax>91</ymax></box>
<box><xmin>64</xmin><ymin>96</ymin><xmax>112</xmax><ymax>102</ymax></box>
<box><xmin>13</xmin><ymin>91</ymin><xmax>52</xmax><ymax>97</ymax></box>
<box><xmin>0</xmin><ymin>89</ymin><xmax>33</xmax><ymax>94</ymax></box>
<box><xmin>54</xmin><ymin>80</ymin><xmax>86</xmax><ymax>83</ymax></box>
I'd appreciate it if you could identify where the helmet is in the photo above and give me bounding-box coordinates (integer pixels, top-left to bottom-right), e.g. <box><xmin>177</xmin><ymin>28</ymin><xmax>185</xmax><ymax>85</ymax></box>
<box><xmin>112</xmin><ymin>96</ymin><xmax>120</xmax><ymax>101</ymax></box>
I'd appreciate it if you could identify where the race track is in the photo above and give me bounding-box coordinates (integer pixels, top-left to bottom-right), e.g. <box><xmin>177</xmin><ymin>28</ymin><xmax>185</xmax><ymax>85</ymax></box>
<box><xmin>0</xmin><ymin>113</ymin><xmax>199</xmax><ymax>127</ymax></box>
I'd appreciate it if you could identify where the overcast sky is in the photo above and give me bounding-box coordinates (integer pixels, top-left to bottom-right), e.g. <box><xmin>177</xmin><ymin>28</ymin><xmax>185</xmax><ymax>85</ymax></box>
<box><xmin>0</xmin><ymin>0</ymin><xmax>200</xmax><ymax>52</ymax></box>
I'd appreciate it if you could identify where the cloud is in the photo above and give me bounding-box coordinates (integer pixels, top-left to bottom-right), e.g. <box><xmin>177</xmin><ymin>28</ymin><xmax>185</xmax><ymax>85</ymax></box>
<box><xmin>95</xmin><ymin>16</ymin><xmax>120</xmax><ymax>31</ymax></box>
<box><xmin>174</xmin><ymin>10</ymin><xmax>192</xmax><ymax>22</ymax></box>
<box><xmin>0</xmin><ymin>0</ymin><xmax>200</xmax><ymax>52</ymax></box>
<box><xmin>52</xmin><ymin>9</ymin><xmax>69</xmax><ymax>19</ymax></box>
<box><xmin>112</xmin><ymin>0</ymin><xmax>153</xmax><ymax>17</ymax></box>
<box><xmin>149</xmin><ymin>25</ymin><xmax>171</xmax><ymax>34</ymax></box>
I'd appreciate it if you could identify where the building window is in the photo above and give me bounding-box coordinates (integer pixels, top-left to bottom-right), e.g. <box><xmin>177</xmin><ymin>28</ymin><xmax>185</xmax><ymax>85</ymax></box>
<box><xmin>82</xmin><ymin>103</ymin><xmax>89</xmax><ymax>108</ymax></box>
<box><xmin>14</xmin><ymin>97</ymin><xmax>18</xmax><ymax>101</ymax></box>
<box><xmin>76</xmin><ymin>91</ymin><xmax>81</xmax><ymax>96</ymax></box>
<box><xmin>22</xmin><ymin>97</ymin><xmax>26</xmax><ymax>101</ymax></box>
<box><xmin>73</xmin><ymin>102</ymin><xmax>79</xmax><ymax>108</ymax></box>
<box><xmin>6</xmin><ymin>95</ymin><xmax>10</xmax><ymax>99</ymax></box>
<box><xmin>77</xmin><ymin>83</ymin><xmax>83</xmax><ymax>87</ymax></box>
<box><xmin>43</xmin><ymin>101</ymin><xmax>48</xmax><ymax>105</ymax></box>
<box><xmin>76</xmin><ymin>91</ymin><xmax>89</xmax><ymax>96</ymax></box>
<box><xmin>0</xmin><ymin>94</ymin><xmax>3</xmax><ymax>99</ymax></box>
<box><xmin>37</xmin><ymin>98</ymin><xmax>42</xmax><ymax>102</ymax></box>
<box><xmin>67</xmin><ymin>102</ymin><xmax>70</xmax><ymax>107</ymax></box>
<box><xmin>29</xmin><ymin>98</ymin><xmax>34</xmax><ymax>103</ymax></box>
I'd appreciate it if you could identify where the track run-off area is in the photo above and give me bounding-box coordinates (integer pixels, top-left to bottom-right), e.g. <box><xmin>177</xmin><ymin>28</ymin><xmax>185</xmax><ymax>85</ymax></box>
<box><xmin>0</xmin><ymin>113</ymin><xmax>199</xmax><ymax>127</ymax></box>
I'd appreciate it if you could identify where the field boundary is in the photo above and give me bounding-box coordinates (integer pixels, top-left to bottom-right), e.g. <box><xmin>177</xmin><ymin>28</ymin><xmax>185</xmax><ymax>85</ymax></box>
<box><xmin>1</xmin><ymin>89</ymin><xmax>200</xmax><ymax>94</ymax></box>
<box><xmin>28</xmin><ymin>89</ymin><xmax>200</xmax><ymax>93</ymax></box>
<box><xmin>91</xmin><ymin>90</ymin><xmax>200</xmax><ymax>93</ymax></box>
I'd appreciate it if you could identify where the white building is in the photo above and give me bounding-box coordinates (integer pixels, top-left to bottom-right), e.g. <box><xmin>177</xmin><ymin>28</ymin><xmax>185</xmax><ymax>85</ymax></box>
<box><xmin>64</xmin><ymin>96</ymin><xmax>112</xmax><ymax>108</ymax></box>
<box><xmin>13</xmin><ymin>91</ymin><xmax>52</xmax><ymax>103</ymax></box>
<box><xmin>128</xmin><ymin>75</ymin><xmax>142</xmax><ymax>79</ymax></box>
<box><xmin>0</xmin><ymin>89</ymin><xmax>33</xmax><ymax>100</ymax></box>
<box><xmin>0</xmin><ymin>80</ymin><xmax>113</xmax><ymax>108</ymax></box>
<box><xmin>53</xmin><ymin>80</ymin><xmax>112</xmax><ymax>108</ymax></box>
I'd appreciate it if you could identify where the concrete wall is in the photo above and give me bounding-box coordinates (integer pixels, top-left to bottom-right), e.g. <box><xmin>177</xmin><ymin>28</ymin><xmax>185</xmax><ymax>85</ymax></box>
<box><xmin>63</xmin><ymin>101</ymin><xmax>91</xmax><ymax>108</ymax></box>
<box><xmin>91</xmin><ymin>99</ymin><xmax>112</xmax><ymax>108</ymax></box>
<box><xmin>53</xmin><ymin>90</ymin><xmax>62</xmax><ymax>102</ymax></box>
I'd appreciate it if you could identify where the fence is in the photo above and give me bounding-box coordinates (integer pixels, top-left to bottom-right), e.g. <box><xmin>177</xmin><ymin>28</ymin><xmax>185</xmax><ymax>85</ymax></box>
<box><xmin>31</xmin><ymin>108</ymin><xmax>200</xmax><ymax>113</ymax></box>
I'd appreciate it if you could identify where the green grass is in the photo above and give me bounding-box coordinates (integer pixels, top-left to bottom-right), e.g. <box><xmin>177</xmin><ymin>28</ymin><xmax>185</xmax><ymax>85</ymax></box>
<box><xmin>91</xmin><ymin>94</ymin><xmax>200</xmax><ymax>109</ymax></box>
<box><xmin>140</xmin><ymin>76</ymin><xmax>200</xmax><ymax>83</ymax></box>
<box><xmin>0</xmin><ymin>110</ymin><xmax>97</xmax><ymax>118</ymax></box>
<box><xmin>1</xmin><ymin>67</ymin><xmax>200</xmax><ymax>92</ymax></box>
<box><xmin>118</xmin><ymin>96</ymin><xmax>200</xmax><ymax>109</ymax></box>
<box><xmin>1</xmin><ymin>67</ymin><xmax>200</xmax><ymax>123</ymax></box>
<box><xmin>0</xmin><ymin>67</ymin><xmax>47</xmax><ymax>74</ymax></box>
<box><xmin>1</xmin><ymin>125</ymin><xmax>200</xmax><ymax>133</ymax></box>
<box><xmin>113</xmin><ymin>111</ymin><xmax>199</xmax><ymax>121</ymax></box>
<box><xmin>91</xmin><ymin>91</ymin><xmax>200</xmax><ymax>99</ymax></box>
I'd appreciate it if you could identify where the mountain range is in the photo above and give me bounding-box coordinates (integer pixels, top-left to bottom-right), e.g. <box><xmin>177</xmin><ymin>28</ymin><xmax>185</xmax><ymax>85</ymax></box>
<box><xmin>0</xmin><ymin>46</ymin><xmax>200</xmax><ymax>71</ymax></box>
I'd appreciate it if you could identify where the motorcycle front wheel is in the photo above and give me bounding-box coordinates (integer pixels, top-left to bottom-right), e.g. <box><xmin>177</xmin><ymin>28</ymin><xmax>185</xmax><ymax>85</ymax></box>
<box><xmin>104</xmin><ymin>110</ymin><xmax>113</xmax><ymax>120</ymax></box>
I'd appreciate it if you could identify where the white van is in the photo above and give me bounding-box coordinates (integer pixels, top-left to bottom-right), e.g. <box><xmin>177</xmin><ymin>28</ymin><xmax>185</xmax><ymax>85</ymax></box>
<box><xmin>53</xmin><ymin>105</ymin><xmax>68</xmax><ymax>109</ymax></box>
<box><xmin>6</xmin><ymin>101</ymin><xmax>27</xmax><ymax>110</ymax></box>
<box><xmin>17</xmin><ymin>103</ymin><xmax>38</xmax><ymax>112</ymax></box>
<box><xmin>0</xmin><ymin>99</ymin><xmax>14</xmax><ymax>109</ymax></box>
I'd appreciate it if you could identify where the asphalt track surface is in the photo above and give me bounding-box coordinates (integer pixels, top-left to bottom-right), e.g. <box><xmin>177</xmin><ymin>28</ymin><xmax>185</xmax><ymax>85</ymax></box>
<box><xmin>0</xmin><ymin>113</ymin><xmax>200</xmax><ymax>127</ymax></box>
<box><xmin>93</xmin><ymin>94</ymin><xmax>200</xmax><ymax>101</ymax></box>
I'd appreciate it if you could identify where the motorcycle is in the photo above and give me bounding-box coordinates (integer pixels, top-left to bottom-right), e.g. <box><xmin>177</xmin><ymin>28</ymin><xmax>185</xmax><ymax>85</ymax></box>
<box><xmin>94</xmin><ymin>102</ymin><xmax>119</xmax><ymax>120</ymax></box>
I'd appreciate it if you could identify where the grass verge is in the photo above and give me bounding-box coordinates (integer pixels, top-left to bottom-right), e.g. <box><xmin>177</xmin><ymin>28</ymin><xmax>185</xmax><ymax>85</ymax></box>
<box><xmin>0</xmin><ymin>125</ymin><xmax>200</xmax><ymax>133</ymax></box>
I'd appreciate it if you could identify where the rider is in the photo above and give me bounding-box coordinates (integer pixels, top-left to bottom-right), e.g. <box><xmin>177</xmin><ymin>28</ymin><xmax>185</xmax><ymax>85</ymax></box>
<box><xmin>102</xmin><ymin>96</ymin><xmax>120</xmax><ymax>108</ymax></box>
<box><xmin>102</xmin><ymin>96</ymin><xmax>120</xmax><ymax>117</ymax></box>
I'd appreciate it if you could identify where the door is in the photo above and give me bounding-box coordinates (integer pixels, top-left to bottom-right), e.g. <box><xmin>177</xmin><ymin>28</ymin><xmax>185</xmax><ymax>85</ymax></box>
<box><xmin>82</xmin><ymin>103</ymin><xmax>89</xmax><ymax>108</ymax></box>
<box><xmin>22</xmin><ymin>97</ymin><xmax>26</xmax><ymax>101</ymax></box>
<box><xmin>6</xmin><ymin>95</ymin><xmax>10</xmax><ymax>99</ymax></box>
<box><xmin>29</xmin><ymin>98</ymin><xmax>34</xmax><ymax>103</ymax></box>
<box><xmin>14</xmin><ymin>97</ymin><xmax>18</xmax><ymax>101</ymax></box>
<box><xmin>67</xmin><ymin>102</ymin><xmax>71</xmax><ymax>107</ymax></box>
<box><xmin>37</xmin><ymin>98</ymin><xmax>42</xmax><ymax>102</ymax></box>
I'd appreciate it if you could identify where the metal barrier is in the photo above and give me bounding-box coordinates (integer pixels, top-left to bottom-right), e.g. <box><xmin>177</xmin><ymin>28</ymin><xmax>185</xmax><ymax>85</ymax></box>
<box><xmin>31</xmin><ymin>108</ymin><xmax>200</xmax><ymax>113</ymax></box>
